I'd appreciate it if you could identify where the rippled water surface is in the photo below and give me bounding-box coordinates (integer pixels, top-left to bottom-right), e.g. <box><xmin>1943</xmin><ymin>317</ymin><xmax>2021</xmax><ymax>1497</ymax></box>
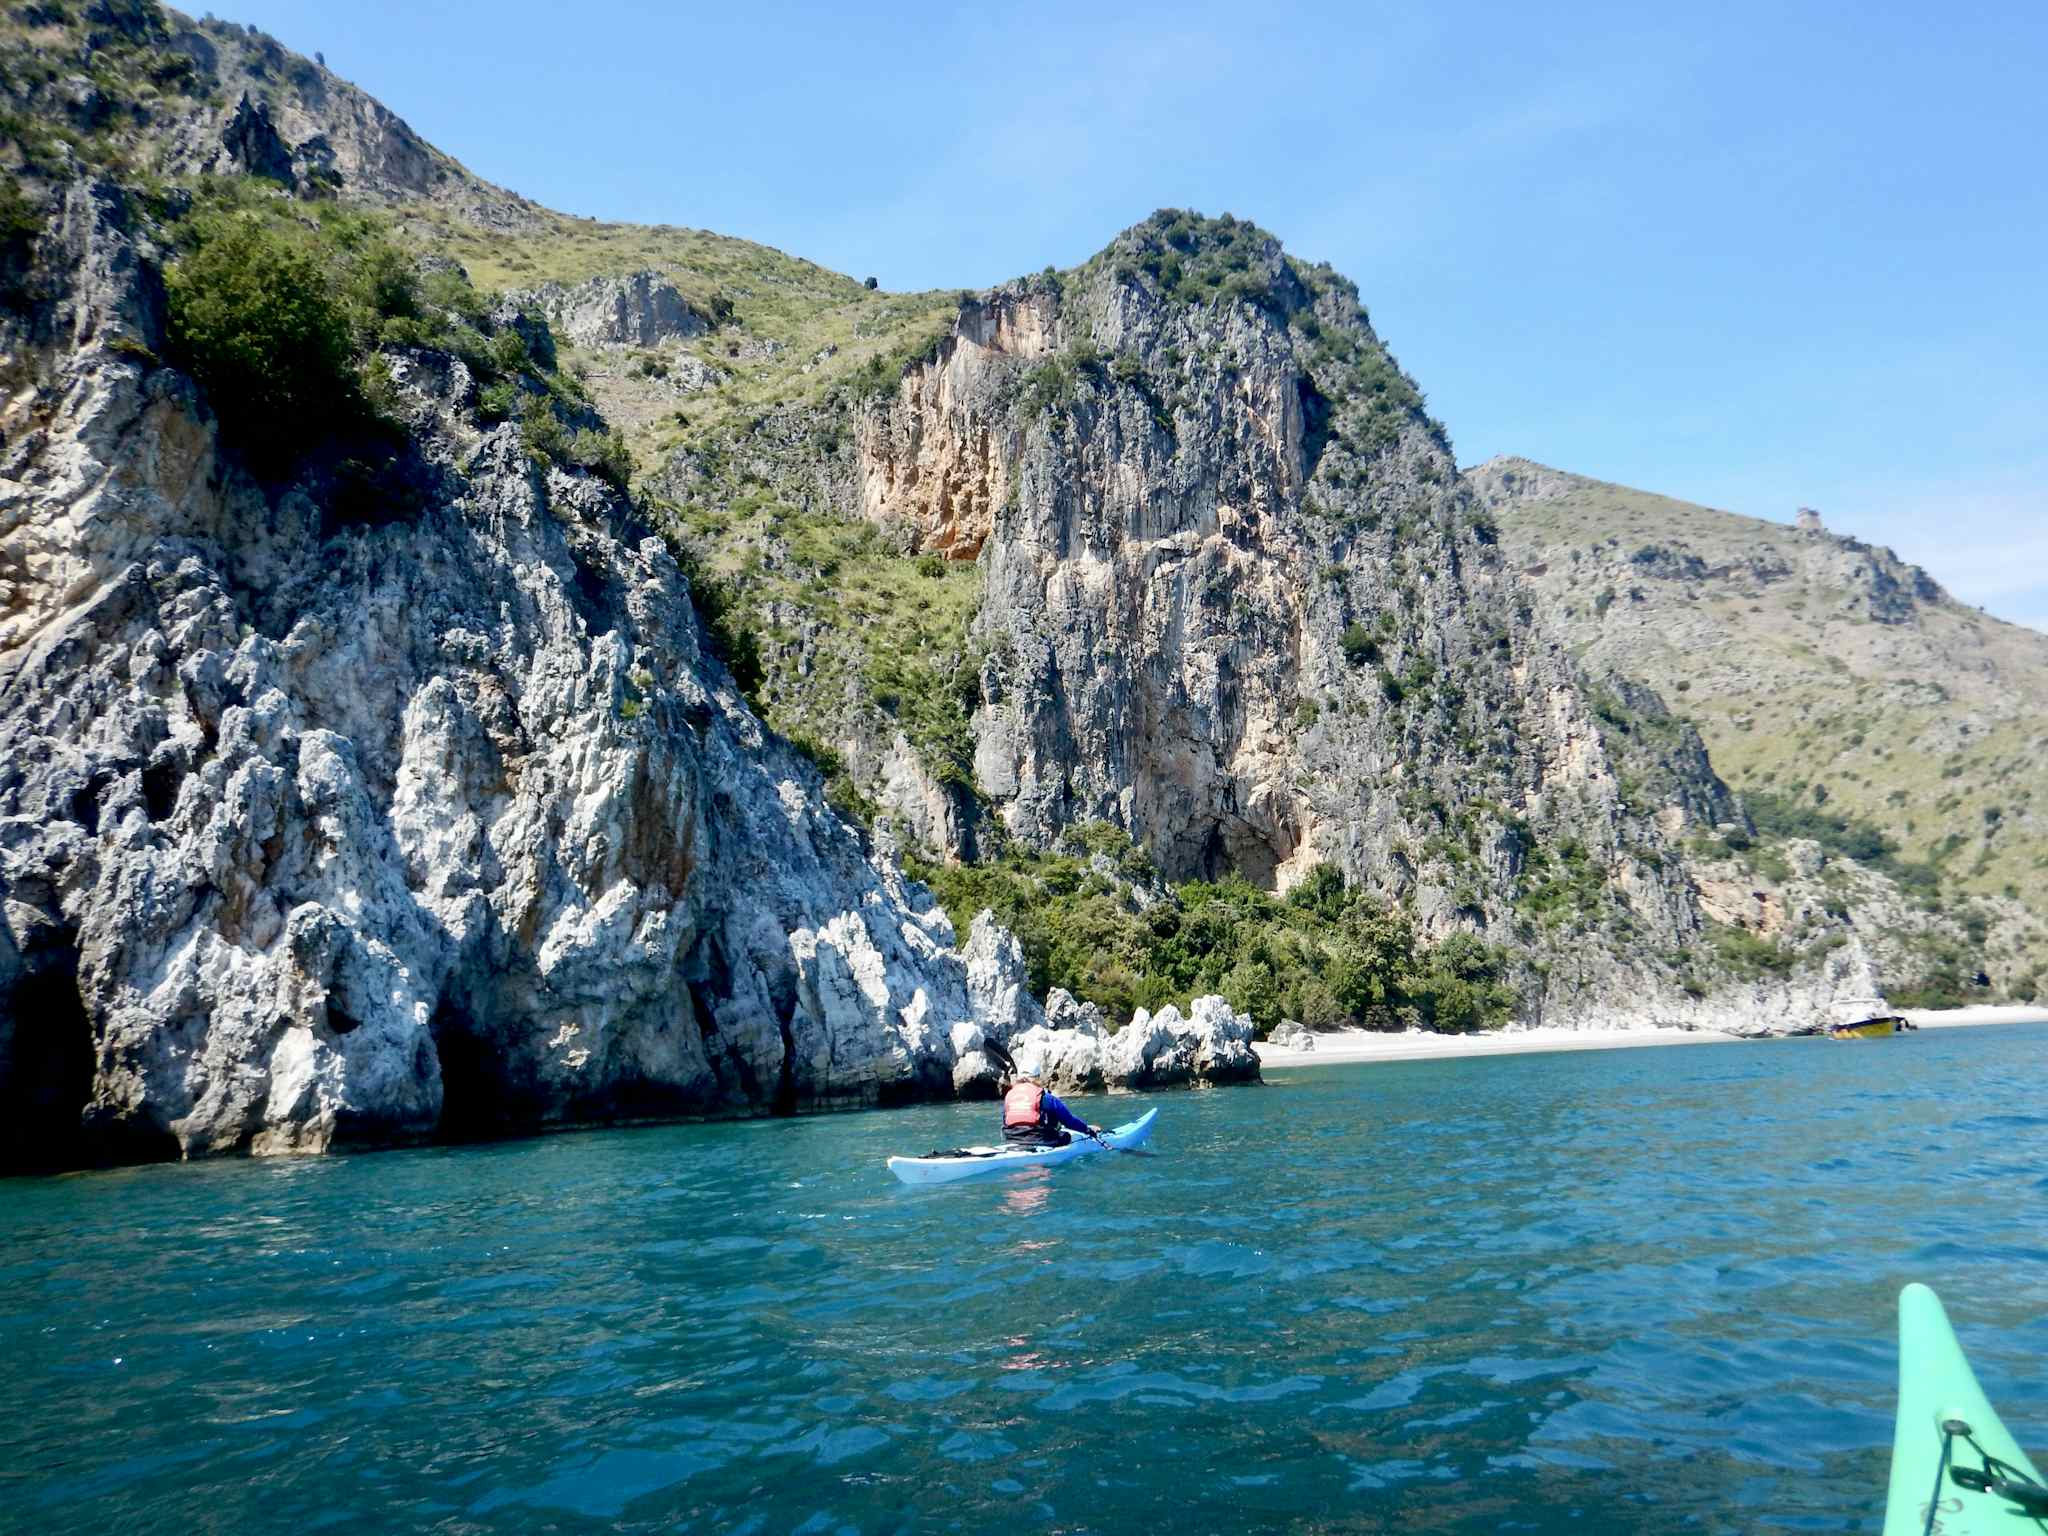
<box><xmin>4</xmin><ymin>1023</ymin><xmax>2046</xmax><ymax>1534</ymax></box>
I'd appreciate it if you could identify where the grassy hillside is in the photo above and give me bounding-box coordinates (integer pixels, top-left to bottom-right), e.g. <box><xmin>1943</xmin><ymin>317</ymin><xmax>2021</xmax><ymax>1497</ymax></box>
<box><xmin>397</xmin><ymin>208</ymin><xmax>981</xmax><ymax>782</ymax></box>
<box><xmin>399</xmin><ymin>204</ymin><xmax>960</xmax><ymax>473</ymax></box>
<box><xmin>1470</xmin><ymin>457</ymin><xmax>2048</xmax><ymax>987</ymax></box>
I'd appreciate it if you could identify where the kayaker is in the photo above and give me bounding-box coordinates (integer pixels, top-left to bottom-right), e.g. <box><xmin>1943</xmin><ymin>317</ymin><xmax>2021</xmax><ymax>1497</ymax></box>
<box><xmin>999</xmin><ymin>1069</ymin><xmax>1100</xmax><ymax>1148</ymax></box>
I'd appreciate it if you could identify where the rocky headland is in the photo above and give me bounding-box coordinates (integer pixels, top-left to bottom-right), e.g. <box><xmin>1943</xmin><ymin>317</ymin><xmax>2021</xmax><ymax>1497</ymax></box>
<box><xmin>1</xmin><ymin>2</ymin><xmax>2032</xmax><ymax>1173</ymax></box>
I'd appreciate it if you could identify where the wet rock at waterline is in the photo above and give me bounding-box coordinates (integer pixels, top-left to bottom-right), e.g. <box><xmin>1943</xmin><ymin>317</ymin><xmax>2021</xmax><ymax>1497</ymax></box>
<box><xmin>999</xmin><ymin>995</ymin><xmax>1260</xmax><ymax>1097</ymax></box>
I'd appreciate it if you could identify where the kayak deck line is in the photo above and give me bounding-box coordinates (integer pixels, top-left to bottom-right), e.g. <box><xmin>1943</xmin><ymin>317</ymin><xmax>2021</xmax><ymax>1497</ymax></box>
<box><xmin>1883</xmin><ymin>1283</ymin><xmax>2048</xmax><ymax>1535</ymax></box>
<box><xmin>886</xmin><ymin>1108</ymin><xmax>1159</xmax><ymax>1186</ymax></box>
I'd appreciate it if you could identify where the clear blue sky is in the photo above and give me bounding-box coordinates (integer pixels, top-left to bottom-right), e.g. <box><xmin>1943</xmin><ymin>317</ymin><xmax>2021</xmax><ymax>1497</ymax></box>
<box><xmin>227</xmin><ymin>0</ymin><xmax>2048</xmax><ymax>630</ymax></box>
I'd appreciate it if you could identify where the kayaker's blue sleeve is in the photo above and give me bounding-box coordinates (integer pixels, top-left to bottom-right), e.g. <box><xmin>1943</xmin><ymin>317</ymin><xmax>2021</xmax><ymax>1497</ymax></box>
<box><xmin>1040</xmin><ymin>1092</ymin><xmax>1092</xmax><ymax>1133</ymax></box>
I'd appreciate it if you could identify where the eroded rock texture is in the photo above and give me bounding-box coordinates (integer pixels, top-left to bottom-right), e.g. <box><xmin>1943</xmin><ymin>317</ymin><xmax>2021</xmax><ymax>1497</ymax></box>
<box><xmin>0</xmin><ymin>187</ymin><xmax>1246</xmax><ymax>1170</ymax></box>
<box><xmin>510</xmin><ymin>272</ymin><xmax>708</xmax><ymax>351</ymax></box>
<box><xmin>852</xmin><ymin>225</ymin><xmax>1736</xmax><ymax>997</ymax></box>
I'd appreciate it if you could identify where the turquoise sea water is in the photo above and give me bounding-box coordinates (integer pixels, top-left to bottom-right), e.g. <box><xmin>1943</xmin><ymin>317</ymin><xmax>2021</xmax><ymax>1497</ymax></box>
<box><xmin>3</xmin><ymin>1023</ymin><xmax>2045</xmax><ymax>1535</ymax></box>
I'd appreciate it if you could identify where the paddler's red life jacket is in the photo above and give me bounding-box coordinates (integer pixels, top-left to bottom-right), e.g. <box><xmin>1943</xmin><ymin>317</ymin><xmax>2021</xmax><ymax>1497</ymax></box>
<box><xmin>1002</xmin><ymin>1079</ymin><xmax>1046</xmax><ymax>1129</ymax></box>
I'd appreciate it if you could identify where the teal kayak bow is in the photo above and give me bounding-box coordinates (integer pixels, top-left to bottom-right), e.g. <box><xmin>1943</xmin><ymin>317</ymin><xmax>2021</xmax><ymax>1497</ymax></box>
<box><xmin>1883</xmin><ymin>1283</ymin><xmax>2047</xmax><ymax>1535</ymax></box>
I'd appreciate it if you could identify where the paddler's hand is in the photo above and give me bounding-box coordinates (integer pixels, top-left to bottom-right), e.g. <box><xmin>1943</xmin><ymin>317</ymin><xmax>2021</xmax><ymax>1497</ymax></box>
<box><xmin>1087</xmin><ymin>1124</ymin><xmax>1102</xmax><ymax>1136</ymax></box>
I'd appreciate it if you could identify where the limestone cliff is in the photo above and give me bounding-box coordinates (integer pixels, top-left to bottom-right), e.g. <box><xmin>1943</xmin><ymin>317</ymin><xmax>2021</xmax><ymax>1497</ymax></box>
<box><xmin>509</xmin><ymin>272</ymin><xmax>708</xmax><ymax>351</ymax></box>
<box><xmin>161</xmin><ymin>12</ymin><xmax>540</xmax><ymax>228</ymax></box>
<box><xmin>0</xmin><ymin>4</ymin><xmax>1924</xmax><ymax>1180</ymax></box>
<box><xmin>636</xmin><ymin>213</ymin><xmax>1894</xmax><ymax>1034</ymax></box>
<box><xmin>0</xmin><ymin>10</ymin><xmax>1254</xmax><ymax>1173</ymax></box>
<box><xmin>855</xmin><ymin>239</ymin><xmax>1693</xmax><ymax>904</ymax></box>
<box><xmin>816</xmin><ymin>224</ymin><xmax>1863</xmax><ymax>1011</ymax></box>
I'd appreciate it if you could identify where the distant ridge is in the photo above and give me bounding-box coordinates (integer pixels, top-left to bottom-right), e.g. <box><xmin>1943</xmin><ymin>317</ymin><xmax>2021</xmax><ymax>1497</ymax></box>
<box><xmin>1470</xmin><ymin>455</ymin><xmax>2048</xmax><ymax>996</ymax></box>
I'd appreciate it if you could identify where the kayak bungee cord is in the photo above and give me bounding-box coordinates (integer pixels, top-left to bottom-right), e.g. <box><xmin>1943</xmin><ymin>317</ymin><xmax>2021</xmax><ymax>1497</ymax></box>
<box><xmin>1923</xmin><ymin>1419</ymin><xmax>1957</xmax><ymax>1536</ymax></box>
<box><xmin>1886</xmin><ymin>1285</ymin><xmax>2046</xmax><ymax>1535</ymax></box>
<box><xmin>1932</xmin><ymin>1417</ymin><xmax>2048</xmax><ymax>1526</ymax></box>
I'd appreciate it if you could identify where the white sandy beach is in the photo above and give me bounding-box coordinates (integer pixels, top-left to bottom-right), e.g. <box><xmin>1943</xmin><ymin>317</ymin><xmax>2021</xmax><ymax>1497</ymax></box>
<box><xmin>1252</xmin><ymin>1005</ymin><xmax>2048</xmax><ymax>1069</ymax></box>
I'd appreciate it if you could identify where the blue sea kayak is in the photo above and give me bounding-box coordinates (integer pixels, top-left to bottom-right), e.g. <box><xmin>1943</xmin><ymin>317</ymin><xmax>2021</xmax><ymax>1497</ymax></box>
<box><xmin>887</xmin><ymin>1109</ymin><xmax>1158</xmax><ymax>1185</ymax></box>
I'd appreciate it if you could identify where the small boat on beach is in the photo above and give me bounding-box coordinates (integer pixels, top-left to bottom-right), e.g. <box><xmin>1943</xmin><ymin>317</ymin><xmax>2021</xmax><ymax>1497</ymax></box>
<box><xmin>1828</xmin><ymin>1015</ymin><xmax>1913</xmax><ymax>1040</ymax></box>
<box><xmin>1816</xmin><ymin>995</ymin><xmax>1916</xmax><ymax>1040</ymax></box>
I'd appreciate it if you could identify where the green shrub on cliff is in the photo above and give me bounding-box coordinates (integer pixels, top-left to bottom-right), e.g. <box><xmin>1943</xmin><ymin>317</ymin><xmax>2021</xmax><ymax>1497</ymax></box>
<box><xmin>164</xmin><ymin>204</ymin><xmax>362</xmax><ymax>442</ymax></box>
<box><xmin>1112</xmin><ymin>209</ymin><xmax>1287</xmax><ymax>315</ymax></box>
<box><xmin>1016</xmin><ymin>354</ymin><xmax>1081</xmax><ymax>416</ymax></box>
<box><xmin>164</xmin><ymin>181</ymin><xmax>623</xmax><ymax>491</ymax></box>
<box><xmin>569</xmin><ymin>427</ymin><xmax>633</xmax><ymax>490</ymax></box>
<box><xmin>1515</xmin><ymin>838</ymin><xmax>1606</xmax><ymax>928</ymax></box>
<box><xmin>1742</xmin><ymin>787</ymin><xmax>1947</xmax><ymax>900</ymax></box>
<box><xmin>840</xmin><ymin>314</ymin><xmax>954</xmax><ymax>404</ymax></box>
<box><xmin>866</xmin><ymin>652</ymin><xmax>978</xmax><ymax>790</ymax></box>
<box><xmin>0</xmin><ymin>173</ymin><xmax>45</xmax><ymax>297</ymax></box>
<box><xmin>1339</xmin><ymin>624</ymin><xmax>1380</xmax><ymax>665</ymax></box>
<box><xmin>664</xmin><ymin>539</ymin><xmax>766</xmax><ymax>706</ymax></box>
<box><xmin>516</xmin><ymin>397</ymin><xmax>630</xmax><ymax>489</ymax></box>
<box><xmin>1705</xmin><ymin>920</ymin><xmax>1794</xmax><ymax>978</ymax></box>
<box><xmin>1745</xmin><ymin>788</ymin><xmax>1892</xmax><ymax>863</ymax></box>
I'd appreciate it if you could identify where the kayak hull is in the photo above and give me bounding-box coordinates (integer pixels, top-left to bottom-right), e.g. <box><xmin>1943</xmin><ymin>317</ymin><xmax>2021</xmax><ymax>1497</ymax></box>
<box><xmin>1883</xmin><ymin>1282</ymin><xmax>2046</xmax><ymax>1535</ymax></box>
<box><xmin>887</xmin><ymin>1108</ymin><xmax>1158</xmax><ymax>1186</ymax></box>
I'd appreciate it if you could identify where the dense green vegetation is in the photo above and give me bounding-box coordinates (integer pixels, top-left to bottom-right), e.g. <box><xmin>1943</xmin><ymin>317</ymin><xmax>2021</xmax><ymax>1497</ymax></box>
<box><xmin>651</xmin><ymin>479</ymin><xmax>984</xmax><ymax>792</ymax></box>
<box><xmin>1296</xmin><ymin>314</ymin><xmax>1426</xmax><ymax>455</ymax></box>
<box><xmin>162</xmin><ymin>181</ymin><xmax>626</xmax><ymax>484</ymax></box>
<box><xmin>1887</xmin><ymin>932</ymin><xmax>1990</xmax><ymax>1010</ymax></box>
<box><xmin>0</xmin><ymin>171</ymin><xmax>45</xmax><ymax>298</ymax></box>
<box><xmin>1109</xmin><ymin>209</ymin><xmax>1288</xmax><ymax>314</ymax></box>
<box><xmin>866</xmin><ymin>653</ymin><xmax>979</xmax><ymax>791</ymax></box>
<box><xmin>662</xmin><ymin>536</ymin><xmax>767</xmax><ymax>704</ymax></box>
<box><xmin>838</xmin><ymin>315</ymin><xmax>956</xmax><ymax>406</ymax></box>
<box><xmin>1514</xmin><ymin>837</ymin><xmax>1609</xmax><ymax>930</ymax></box>
<box><xmin>1702</xmin><ymin>920</ymin><xmax>1795</xmax><ymax>980</ymax></box>
<box><xmin>907</xmin><ymin>829</ymin><xmax>1518</xmax><ymax>1035</ymax></box>
<box><xmin>163</xmin><ymin>194</ymin><xmax>374</xmax><ymax>448</ymax></box>
<box><xmin>1338</xmin><ymin>623</ymin><xmax>1380</xmax><ymax>666</ymax></box>
<box><xmin>1744</xmin><ymin>788</ymin><xmax>1891</xmax><ymax>862</ymax></box>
